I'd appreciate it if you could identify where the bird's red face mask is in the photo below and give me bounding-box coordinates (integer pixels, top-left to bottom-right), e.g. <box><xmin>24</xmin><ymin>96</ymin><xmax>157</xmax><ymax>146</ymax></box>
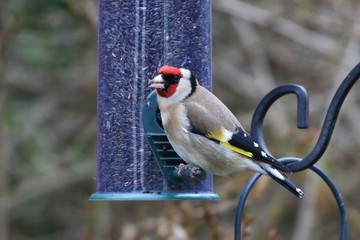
<box><xmin>149</xmin><ymin>66</ymin><xmax>183</xmax><ymax>98</ymax></box>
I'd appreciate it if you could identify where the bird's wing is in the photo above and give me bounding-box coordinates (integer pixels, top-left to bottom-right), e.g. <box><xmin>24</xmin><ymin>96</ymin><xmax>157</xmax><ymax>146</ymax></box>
<box><xmin>222</xmin><ymin>127</ymin><xmax>290</xmax><ymax>172</ymax></box>
<box><xmin>185</xmin><ymin>101</ymin><xmax>290</xmax><ymax>172</ymax></box>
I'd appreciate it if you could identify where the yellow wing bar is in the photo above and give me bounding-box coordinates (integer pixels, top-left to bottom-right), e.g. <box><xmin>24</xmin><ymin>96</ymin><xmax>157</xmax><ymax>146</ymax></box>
<box><xmin>220</xmin><ymin>141</ymin><xmax>254</xmax><ymax>158</ymax></box>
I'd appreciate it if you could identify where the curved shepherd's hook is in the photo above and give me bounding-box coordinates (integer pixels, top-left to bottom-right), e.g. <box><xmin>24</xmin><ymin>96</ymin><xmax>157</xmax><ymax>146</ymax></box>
<box><xmin>250</xmin><ymin>84</ymin><xmax>309</xmax><ymax>170</ymax></box>
<box><xmin>251</xmin><ymin>62</ymin><xmax>360</xmax><ymax>172</ymax></box>
<box><xmin>235</xmin><ymin>62</ymin><xmax>360</xmax><ymax>240</ymax></box>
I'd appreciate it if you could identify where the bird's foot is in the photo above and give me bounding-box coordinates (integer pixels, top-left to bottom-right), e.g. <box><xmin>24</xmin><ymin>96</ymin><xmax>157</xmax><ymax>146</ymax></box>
<box><xmin>174</xmin><ymin>163</ymin><xmax>207</xmax><ymax>181</ymax></box>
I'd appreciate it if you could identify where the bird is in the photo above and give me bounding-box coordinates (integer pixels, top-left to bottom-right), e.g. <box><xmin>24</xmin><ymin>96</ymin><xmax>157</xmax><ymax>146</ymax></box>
<box><xmin>148</xmin><ymin>65</ymin><xmax>304</xmax><ymax>198</ymax></box>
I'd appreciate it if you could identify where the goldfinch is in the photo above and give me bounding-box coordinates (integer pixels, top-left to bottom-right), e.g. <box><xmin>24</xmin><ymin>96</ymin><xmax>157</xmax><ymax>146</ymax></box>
<box><xmin>149</xmin><ymin>65</ymin><xmax>304</xmax><ymax>198</ymax></box>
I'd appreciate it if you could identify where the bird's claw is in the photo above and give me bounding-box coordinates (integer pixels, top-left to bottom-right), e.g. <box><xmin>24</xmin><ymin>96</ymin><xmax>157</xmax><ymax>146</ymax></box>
<box><xmin>174</xmin><ymin>163</ymin><xmax>207</xmax><ymax>181</ymax></box>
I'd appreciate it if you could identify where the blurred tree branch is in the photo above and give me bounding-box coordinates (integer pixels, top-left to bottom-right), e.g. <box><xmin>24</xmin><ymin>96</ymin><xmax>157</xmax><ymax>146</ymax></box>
<box><xmin>67</xmin><ymin>0</ymin><xmax>98</xmax><ymax>31</ymax></box>
<box><xmin>0</xmin><ymin>161</ymin><xmax>94</xmax><ymax>215</ymax></box>
<box><xmin>215</xmin><ymin>0</ymin><xmax>341</xmax><ymax>58</ymax></box>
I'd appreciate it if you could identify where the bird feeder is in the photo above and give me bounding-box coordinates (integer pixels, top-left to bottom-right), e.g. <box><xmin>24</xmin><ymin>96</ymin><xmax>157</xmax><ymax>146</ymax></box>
<box><xmin>90</xmin><ymin>0</ymin><xmax>219</xmax><ymax>200</ymax></box>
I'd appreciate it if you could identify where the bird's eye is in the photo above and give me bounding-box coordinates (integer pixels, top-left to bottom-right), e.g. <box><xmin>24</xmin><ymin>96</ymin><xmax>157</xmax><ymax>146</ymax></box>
<box><xmin>162</xmin><ymin>74</ymin><xmax>180</xmax><ymax>84</ymax></box>
<box><xmin>173</xmin><ymin>75</ymin><xmax>180</xmax><ymax>82</ymax></box>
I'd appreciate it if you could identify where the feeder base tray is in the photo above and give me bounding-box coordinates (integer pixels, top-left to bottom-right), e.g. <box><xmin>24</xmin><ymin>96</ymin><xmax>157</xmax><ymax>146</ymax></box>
<box><xmin>89</xmin><ymin>191</ymin><xmax>220</xmax><ymax>201</ymax></box>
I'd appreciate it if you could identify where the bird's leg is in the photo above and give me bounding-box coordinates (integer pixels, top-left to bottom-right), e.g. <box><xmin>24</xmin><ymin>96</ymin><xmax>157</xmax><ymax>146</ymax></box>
<box><xmin>174</xmin><ymin>163</ymin><xmax>207</xmax><ymax>181</ymax></box>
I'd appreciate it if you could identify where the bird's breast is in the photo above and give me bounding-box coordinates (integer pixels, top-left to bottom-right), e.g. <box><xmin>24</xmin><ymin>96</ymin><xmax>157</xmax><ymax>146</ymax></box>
<box><xmin>159</xmin><ymin>102</ymin><xmax>190</xmax><ymax>136</ymax></box>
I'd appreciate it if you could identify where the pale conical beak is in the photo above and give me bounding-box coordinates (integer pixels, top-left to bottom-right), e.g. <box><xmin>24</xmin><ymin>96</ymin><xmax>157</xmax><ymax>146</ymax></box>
<box><xmin>149</xmin><ymin>74</ymin><xmax>165</xmax><ymax>89</ymax></box>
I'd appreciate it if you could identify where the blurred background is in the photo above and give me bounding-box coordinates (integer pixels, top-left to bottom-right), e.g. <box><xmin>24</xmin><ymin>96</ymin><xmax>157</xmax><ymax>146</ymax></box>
<box><xmin>1</xmin><ymin>0</ymin><xmax>360</xmax><ymax>239</ymax></box>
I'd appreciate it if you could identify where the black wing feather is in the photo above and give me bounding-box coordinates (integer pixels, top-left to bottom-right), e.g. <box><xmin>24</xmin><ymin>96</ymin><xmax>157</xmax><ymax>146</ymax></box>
<box><xmin>229</xmin><ymin>127</ymin><xmax>291</xmax><ymax>172</ymax></box>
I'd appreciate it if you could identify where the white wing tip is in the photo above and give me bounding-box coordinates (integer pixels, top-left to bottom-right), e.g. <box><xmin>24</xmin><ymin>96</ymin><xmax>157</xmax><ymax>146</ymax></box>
<box><xmin>296</xmin><ymin>188</ymin><xmax>305</xmax><ymax>198</ymax></box>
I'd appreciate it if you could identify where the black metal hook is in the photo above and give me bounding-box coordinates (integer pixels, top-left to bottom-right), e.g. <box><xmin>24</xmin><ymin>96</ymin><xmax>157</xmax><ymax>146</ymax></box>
<box><xmin>235</xmin><ymin>62</ymin><xmax>360</xmax><ymax>239</ymax></box>
<box><xmin>251</xmin><ymin>84</ymin><xmax>309</xmax><ymax>162</ymax></box>
<box><xmin>251</xmin><ymin>62</ymin><xmax>360</xmax><ymax>172</ymax></box>
<box><xmin>289</xmin><ymin>62</ymin><xmax>360</xmax><ymax>171</ymax></box>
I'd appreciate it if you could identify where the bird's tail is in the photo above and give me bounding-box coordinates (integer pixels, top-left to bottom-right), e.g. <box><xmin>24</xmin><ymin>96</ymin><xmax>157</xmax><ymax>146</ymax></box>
<box><xmin>264</xmin><ymin>166</ymin><xmax>305</xmax><ymax>199</ymax></box>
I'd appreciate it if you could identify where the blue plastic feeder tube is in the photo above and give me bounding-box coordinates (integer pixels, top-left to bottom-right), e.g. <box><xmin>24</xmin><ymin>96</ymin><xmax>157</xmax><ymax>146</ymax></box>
<box><xmin>91</xmin><ymin>0</ymin><xmax>219</xmax><ymax>200</ymax></box>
